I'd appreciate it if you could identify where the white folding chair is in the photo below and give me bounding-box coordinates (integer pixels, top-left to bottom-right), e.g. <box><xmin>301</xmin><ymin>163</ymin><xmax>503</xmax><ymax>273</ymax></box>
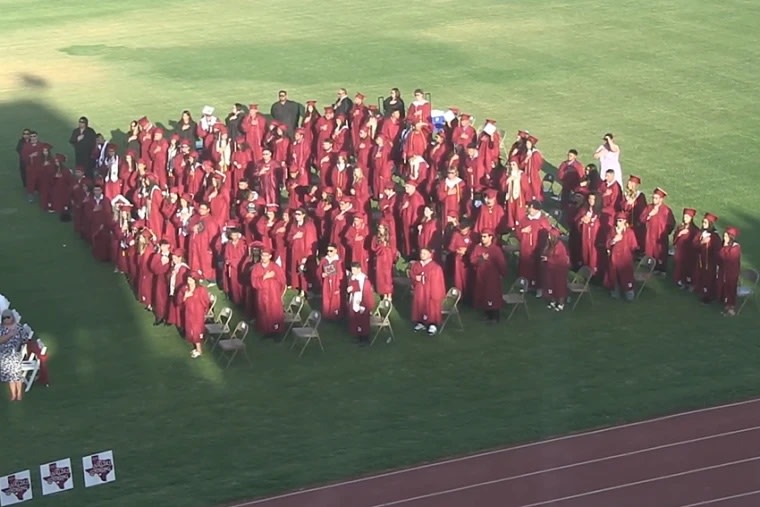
<box><xmin>502</xmin><ymin>277</ymin><xmax>531</xmax><ymax>320</ymax></box>
<box><xmin>217</xmin><ymin>321</ymin><xmax>251</xmax><ymax>368</ymax></box>
<box><xmin>282</xmin><ymin>293</ymin><xmax>306</xmax><ymax>342</ymax></box>
<box><xmin>205</xmin><ymin>293</ymin><xmax>218</xmax><ymax>322</ymax></box>
<box><xmin>370</xmin><ymin>299</ymin><xmax>395</xmax><ymax>345</ymax></box>
<box><xmin>439</xmin><ymin>288</ymin><xmax>463</xmax><ymax>334</ymax></box>
<box><xmin>20</xmin><ymin>345</ymin><xmax>40</xmax><ymax>393</ymax></box>
<box><xmin>206</xmin><ymin>307</ymin><xmax>233</xmax><ymax>350</ymax></box>
<box><xmin>290</xmin><ymin>311</ymin><xmax>324</xmax><ymax>357</ymax></box>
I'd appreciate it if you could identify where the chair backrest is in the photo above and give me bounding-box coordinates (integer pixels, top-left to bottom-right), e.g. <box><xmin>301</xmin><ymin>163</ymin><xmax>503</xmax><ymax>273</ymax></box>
<box><xmin>286</xmin><ymin>294</ymin><xmax>304</xmax><ymax>314</ymax></box>
<box><xmin>22</xmin><ymin>324</ymin><xmax>34</xmax><ymax>341</ymax></box>
<box><xmin>741</xmin><ymin>268</ymin><xmax>759</xmax><ymax>287</ymax></box>
<box><xmin>637</xmin><ymin>256</ymin><xmax>656</xmax><ymax>273</ymax></box>
<box><xmin>305</xmin><ymin>311</ymin><xmax>322</xmax><ymax>330</ymax></box>
<box><xmin>219</xmin><ymin>307</ymin><xmax>233</xmax><ymax>325</ymax></box>
<box><xmin>577</xmin><ymin>265</ymin><xmax>594</xmax><ymax>282</ymax></box>
<box><xmin>376</xmin><ymin>299</ymin><xmax>393</xmax><ymax>320</ymax></box>
<box><xmin>208</xmin><ymin>293</ymin><xmax>217</xmax><ymax>308</ymax></box>
<box><xmin>233</xmin><ymin>321</ymin><xmax>249</xmax><ymax>341</ymax></box>
<box><xmin>443</xmin><ymin>287</ymin><xmax>461</xmax><ymax>310</ymax></box>
<box><xmin>514</xmin><ymin>277</ymin><xmax>529</xmax><ymax>293</ymax></box>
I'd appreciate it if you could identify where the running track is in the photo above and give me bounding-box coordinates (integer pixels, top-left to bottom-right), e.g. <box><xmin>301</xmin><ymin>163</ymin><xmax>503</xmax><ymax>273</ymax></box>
<box><xmin>220</xmin><ymin>397</ymin><xmax>760</xmax><ymax>507</ymax></box>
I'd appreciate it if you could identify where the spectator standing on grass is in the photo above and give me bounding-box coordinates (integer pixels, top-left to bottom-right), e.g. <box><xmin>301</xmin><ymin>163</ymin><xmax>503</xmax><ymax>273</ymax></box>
<box><xmin>270</xmin><ymin>90</ymin><xmax>304</xmax><ymax>136</ymax></box>
<box><xmin>382</xmin><ymin>88</ymin><xmax>405</xmax><ymax>119</ymax></box>
<box><xmin>332</xmin><ymin>88</ymin><xmax>353</xmax><ymax>117</ymax></box>
<box><xmin>593</xmin><ymin>133</ymin><xmax>622</xmax><ymax>186</ymax></box>
<box><xmin>0</xmin><ymin>309</ymin><xmax>27</xmax><ymax>402</ymax></box>
<box><xmin>16</xmin><ymin>128</ymin><xmax>31</xmax><ymax>188</ymax></box>
<box><xmin>69</xmin><ymin>116</ymin><xmax>97</xmax><ymax>176</ymax></box>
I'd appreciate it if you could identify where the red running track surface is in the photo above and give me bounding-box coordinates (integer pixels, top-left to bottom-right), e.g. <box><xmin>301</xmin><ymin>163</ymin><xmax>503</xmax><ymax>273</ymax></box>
<box><xmin>220</xmin><ymin>397</ymin><xmax>760</xmax><ymax>507</ymax></box>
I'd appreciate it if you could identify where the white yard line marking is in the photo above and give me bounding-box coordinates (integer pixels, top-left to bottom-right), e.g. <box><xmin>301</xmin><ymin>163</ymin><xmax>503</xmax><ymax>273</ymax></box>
<box><xmin>232</xmin><ymin>397</ymin><xmax>760</xmax><ymax>506</ymax></box>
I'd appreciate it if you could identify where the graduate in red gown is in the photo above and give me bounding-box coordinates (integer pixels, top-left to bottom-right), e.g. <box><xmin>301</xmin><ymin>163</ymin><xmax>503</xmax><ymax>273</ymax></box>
<box><xmin>241</xmin><ymin>104</ymin><xmax>266</xmax><ymax>162</ymax></box>
<box><xmin>416</xmin><ymin>205</ymin><xmax>442</xmax><ymax>259</ymax></box>
<box><xmin>605</xmin><ymin>213</ymin><xmax>639</xmax><ymax>301</ymax></box>
<box><xmin>639</xmin><ymin>187</ymin><xmax>676</xmax><ymax>274</ymax></box>
<box><xmin>397</xmin><ymin>181</ymin><xmax>425</xmax><ymax>257</ymax></box>
<box><xmin>557</xmin><ymin>149</ymin><xmax>584</xmax><ymax>213</ymax></box>
<box><xmin>250</xmin><ymin>248</ymin><xmax>287</xmax><ymax>337</ymax></box>
<box><xmin>436</xmin><ymin>166</ymin><xmax>466</xmax><ymax>224</ymax></box>
<box><xmin>621</xmin><ymin>175</ymin><xmax>647</xmax><ymax>248</ymax></box>
<box><xmin>447</xmin><ymin>220</ymin><xmax>475</xmax><ymax>297</ymax></box>
<box><xmin>410</xmin><ymin>248</ymin><xmax>447</xmax><ymax>335</ymax></box>
<box><xmin>187</xmin><ymin>202</ymin><xmax>220</xmax><ymax>281</ymax></box>
<box><xmin>672</xmin><ymin>208</ymin><xmax>699</xmax><ymax>289</ymax></box>
<box><xmin>371</xmin><ymin>136</ymin><xmax>393</xmax><ymax>197</ymax></box>
<box><xmin>469</xmin><ymin>229</ymin><xmax>508</xmax><ymax>322</ymax></box>
<box><xmin>179</xmin><ymin>275</ymin><xmax>211</xmax><ymax>359</ymax></box>
<box><xmin>370</xmin><ymin>221</ymin><xmax>396</xmax><ymax>300</ymax></box>
<box><xmin>49</xmin><ymin>154</ymin><xmax>73</xmax><ymax>215</ymax></box>
<box><xmin>136</xmin><ymin>230</ymin><xmax>156</xmax><ymax>309</ymax></box>
<box><xmin>451</xmin><ymin>114</ymin><xmax>476</xmax><ymax>153</ymax></box>
<box><xmin>516</xmin><ymin>201</ymin><xmax>551</xmax><ymax>292</ymax></box>
<box><xmin>717</xmin><ymin>226</ymin><xmax>742</xmax><ymax>316</ymax></box>
<box><xmin>521</xmin><ymin>135</ymin><xmax>543</xmax><ymax>201</ymax></box>
<box><xmin>474</xmin><ymin>188</ymin><xmax>507</xmax><ymax>236</ymax></box>
<box><xmin>87</xmin><ymin>183</ymin><xmax>113</xmax><ymax>262</ymax></box>
<box><xmin>349</xmin><ymin>166</ymin><xmax>371</xmax><ymax>214</ymax></box>
<box><xmin>574</xmin><ymin>192</ymin><xmax>602</xmax><ymax>274</ymax></box>
<box><xmin>500</xmin><ymin>160</ymin><xmax>530</xmax><ymax>230</ymax></box>
<box><xmin>148</xmin><ymin>239</ymin><xmax>173</xmax><ymax>325</ymax></box>
<box><xmin>167</xmin><ymin>249</ymin><xmax>191</xmax><ymax>328</ymax></box>
<box><xmin>222</xmin><ymin>227</ymin><xmax>248</xmax><ymax>305</ymax></box>
<box><xmin>693</xmin><ymin>213</ymin><xmax>721</xmax><ymax>303</ymax></box>
<box><xmin>316</xmin><ymin>244</ymin><xmax>345</xmax><ymax>320</ymax></box>
<box><xmin>541</xmin><ymin>229</ymin><xmax>570</xmax><ymax>311</ymax></box>
<box><xmin>256</xmin><ymin>148</ymin><xmax>280</xmax><ymax>206</ymax></box>
<box><xmin>346</xmin><ymin>262</ymin><xmax>375</xmax><ymax>345</ymax></box>
<box><xmin>287</xmin><ymin>209</ymin><xmax>318</xmax><ymax>294</ymax></box>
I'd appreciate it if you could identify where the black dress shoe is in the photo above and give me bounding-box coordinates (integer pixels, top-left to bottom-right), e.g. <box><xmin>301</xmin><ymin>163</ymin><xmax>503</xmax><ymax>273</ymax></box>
<box><xmin>153</xmin><ymin>319</ymin><xmax>165</xmax><ymax>326</ymax></box>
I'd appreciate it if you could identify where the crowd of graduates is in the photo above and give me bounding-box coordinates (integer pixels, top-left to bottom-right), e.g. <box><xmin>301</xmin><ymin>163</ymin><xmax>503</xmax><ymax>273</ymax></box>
<box><xmin>14</xmin><ymin>87</ymin><xmax>745</xmax><ymax>356</ymax></box>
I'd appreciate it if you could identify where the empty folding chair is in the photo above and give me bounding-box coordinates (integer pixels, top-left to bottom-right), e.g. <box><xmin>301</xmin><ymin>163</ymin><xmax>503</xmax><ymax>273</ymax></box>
<box><xmin>206</xmin><ymin>307</ymin><xmax>233</xmax><ymax>350</ymax></box>
<box><xmin>502</xmin><ymin>277</ymin><xmax>530</xmax><ymax>320</ymax></box>
<box><xmin>502</xmin><ymin>233</ymin><xmax>521</xmax><ymax>258</ymax></box>
<box><xmin>634</xmin><ymin>256</ymin><xmax>656</xmax><ymax>298</ymax></box>
<box><xmin>439</xmin><ymin>287</ymin><xmax>463</xmax><ymax>334</ymax></box>
<box><xmin>217</xmin><ymin>321</ymin><xmax>251</xmax><ymax>368</ymax></box>
<box><xmin>737</xmin><ymin>268</ymin><xmax>759</xmax><ymax>315</ymax></box>
<box><xmin>20</xmin><ymin>345</ymin><xmax>40</xmax><ymax>393</ymax></box>
<box><xmin>568</xmin><ymin>266</ymin><xmax>594</xmax><ymax>311</ymax></box>
<box><xmin>205</xmin><ymin>293</ymin><xmax>217</xmax><ymax>322</ymax></box>
<box><xmin>290</xmin><ymin>311</ymin><xmax>324</xmax><ymax>358</ymax></box>
<box><xmin>393</xmin><ymin>265</ymin><xmax>413</xmax><ymax>300</ymax></box>
<box><xmin>542</xmin><ymin>173</ymin><xmax>561</xmax><ymax>202</ymax></box>
<box><xmin>282</xmin><ymin>293</ymin><xmax>306</xmax><ymax>342</ymax></box>
<box><xmin>370</xmin><ymin>299</ymin><xmax>395</xmax><ymax>345</ymax></box>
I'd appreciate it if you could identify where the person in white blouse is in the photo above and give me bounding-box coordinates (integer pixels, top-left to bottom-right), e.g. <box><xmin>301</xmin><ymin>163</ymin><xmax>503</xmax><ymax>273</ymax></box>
<box><xmin>593</xmin><ymin>133</ymin><xmax>622</xmax><ymax>186</ymax></box>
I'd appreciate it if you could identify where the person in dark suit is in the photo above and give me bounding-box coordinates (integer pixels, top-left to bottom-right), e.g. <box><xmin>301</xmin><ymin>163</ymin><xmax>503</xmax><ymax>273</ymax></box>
<box><xmin>382</xmin><ymin>88</ymin><xmax>405</xmax><ymax>119</ymax></box>
<box><xmin>333</xmin><ymin>88</ymin><xmax>353</xmax><ymax>117</ymax></box>
<box><xmin>16</xmin><ymin>128</ymin><xmax>31</xmax><ymax>187</ymax></box>
<box><xmin>69</xmin><ymin>116</ymin><xmax>97</xmax><ymax>176</ymax></box>
<box><xmin>270</xmin><ymin>91</ymin><xmax>303</xmax><ymax>137</ymax></box>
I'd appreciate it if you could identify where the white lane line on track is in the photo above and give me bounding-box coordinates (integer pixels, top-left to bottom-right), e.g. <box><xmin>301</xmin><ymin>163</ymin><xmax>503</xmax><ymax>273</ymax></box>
<box><xmin>678</xmin><ymin>489</ymin><xmax>760</xmax><ymax>506</ymax></box>
<box><xmin>231</xmin><ymin>397</ymin><xmax>760</xmax><ymax>506</ymax></box>
<box><xmin>368</xmin><ymin>429</ymin><xmax>760</xmax><ymax>507</ymax></box>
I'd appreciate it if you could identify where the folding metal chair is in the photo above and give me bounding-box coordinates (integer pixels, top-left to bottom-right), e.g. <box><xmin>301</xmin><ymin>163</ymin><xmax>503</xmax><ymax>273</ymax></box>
<box><xmin>634</xmin><ymin>256</ymin><xmax>656</xmax><ymax>298</ymax></box>
<box><xmin>737</xmin><ymin>268</ymin><xmax>759</xmax><ymax>315</ymax></box>
<box><xmin>439</xmin><ymin>288</ymin><xmax>463</xmax><ymax>333</ymax></box>
<box><xmin>290</xmin><ymin>311</ymin><xmax>324</xmax><ymax>357</ymax></box>
<box><xmin>19</xmin><ymin>344</ymin><xmax>40</xmax><ymax>393</ymax></box>
<box><xmin>393</xmin><ymin>265</ymin><xmax>413</xmax><ymax>300</ymax></box>
<box><xmin>217</xmin><ymin>321</ymin><xmax>251</xmax><ymax>368</ymax></box>
<box><xmin>542</xmin><ymin>173</ymin><xmax>562</xmax><ymax>202</ymax></box>
<box><xmin>370</xmin><ymin>299</ymin><xmax>395</xmax><ymax>345</ymax></box>
<box><xmin>502</xmin><ymin>277</ymin><xmax>530</xmax><ymax>320</ymax></box>
<box><xmin>205</xmin><ymin>293</ymin><xmax>217</xmax><ymax>322</ymax></box>
<box><xmin>568</xmin><ymin>266</ymin><xmax>594</xmax><ymax>311</ymax></box>
<box><xmin>206</xmin><ymin>307</ymin><xmax>233</xmax><ymax>350</ymax></box>
<box><xmin>282</xmin><ymin>293</ymin><xmax>306</xmax><ymax>342</ymax></box>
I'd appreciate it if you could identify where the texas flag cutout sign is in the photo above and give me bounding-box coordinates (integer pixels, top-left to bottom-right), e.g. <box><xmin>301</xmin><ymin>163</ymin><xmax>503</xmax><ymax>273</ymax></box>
<box><xmin>0</xmin><ymin>470</ymin><xmax>33</xmax><ymax>506</ymax></box>
<box><xmin>82</xmin><ymin>450</ymin><xmax>116</xmax><ymax>488</ymax></box>
<box><xmin>39</xmin><ymin>458</ymin><xmax>74</xmax><ymax>496</ymax></box>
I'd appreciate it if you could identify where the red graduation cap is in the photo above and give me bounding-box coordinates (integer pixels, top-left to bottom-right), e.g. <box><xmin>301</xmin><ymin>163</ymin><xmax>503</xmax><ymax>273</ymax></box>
<box><xmin>107</xmin><ymin>143</ymin><xmax>118</xmax><ymax>151</ymax></box>
<box><xmin>368</xmin><ymin>105</ymin><xmax>379</xmax><ymax>112</ymax></box>
<box><xmin>265</xmin><ymin>203</ymin><xmax>280</xmax><ymax>211</ymax></box>
<box><xmin>628</xmin><ymin>175</ymin><xmax>642</xmax><ymax>185</ymax></box>
<box><xmin>137</xmin><ymin>159</ymin><xmax>148</xmax><ymax>166</ymax></box>
<box><xmin>404</xmin><ymin>179</ymin><xmax>418</xmax><ymax>188</ymax></box>
<box><xmin>484</xmin><ymin>188</ymin><xmax>498</xmax><ymax>199</ymax></box>
<box><xmin>449</xmin><ymin>106</ymin><xmax>460</xmax><ymax>114</ymax></box>
<box><xmin>54</xmin><ymin>153</ymin><xmax>66</xmax><ymax>163</ymax></box>
<box><xmin>725</xmin><ymin>226</ymin><xmax>739</xmax><ymax>238</ymax></box>
<box><xmin>248</xmin><ymin>103</ymin><xmax>259</xmax><ymax>110</ymax></box>
<box><xmin>704</xmin><ymin>212</ymin><xmax>719</xmax><ymax>223</ymax></box>
<box><xmin>306</xmin><ymin>100</ymin><xmax>317</xmax><ymax>106</ymax></box>
<box><xmin>201</xmin><ymin>160</ymin><xmax>214</xmax><ymax>170</ymax></box>
<box><xmin>321</xmin><ymin>186</ymin><xmax>335</xmax><ymax>195</ymax></box>
<box><xmin>460</xmin><ymin>114</ymin><xmax>472</xmax><ymax>121</ymax></box>
<box><xmin>171</xmin><ymin>248</ymin><xmax>184</xmax><ymax>257</ymax></box>
<box><xmin>137</xmin><ymin>116</ymin><xmax>150</xmax><ymax>128</ymax></box>
<box><xmin>615</xmin><ymin>212</ymin><xmax>628</xmax><ymax>221</ymax></box>
<box><xmin>168</xmin><ymin>186</ymin><xmax>180</xmax><ymax>194</ymax></box>
<box><xmin>337</xmin><ymin>113</ymin><xmax>347</xmax><ymax>121</ymax></box>
<box><xmin>189</xmin><ymin>150</ymin><xmax>199</xmax><ymax>158</ymax></box>
<box><xmin>225</xmin><ymin>220</ymin><xmax>240</xmax><ymax>229</ymax></box>
<box><xmin>153</xmin><ymin>128</ymin><xmax>164</xmax><ymax>136</ymax></box>
<box><xmin>235</xmin><ymin>135</ymin><xmax>245</xmax><ymax>143</ymax></box>
<box><xmin>180</xmin><ymin>193</ymin><xmax>193</xmax><ymax>202</ymax></box>
<box><xmin>132</xmin><ymin>219</ymin><xmax>146</xmax><ymax>229</ymax></box>
<box><xmin>277</xmin><ymin>123</ymin><xmax>288</xmax><ymax>132</ymax></box>
<box><xmin>527</xmin><ymin>135</ymin><xmax>539</xmax><ymax>145</ymax></box>
<box><xmin>355</xmin><ymin>93</ymin><xmax>365</xmax><ymax>100</ymax></box>
<box><xmin>40</xmin><ymin>143</ymin><xmax>52</xmax><ymax>150</ymax></box>
<box><xmin>338</xmin><ymin>151</ymin><xmax>349</xmax><ymax>159</ymax></box>
<box><xmin>653</xmin><ymin>187</ymin><xmax>668</xmax><ymax>198</ymax></box>
<box><xmin>295</xmin><ymin>127</ymin><xmax>305</xmax><ymax>135</ymax></box>
<box><xmin>517</xmin><ymin>130</ymin><xmax>529</xmax><ymax>139</ymax></box>
<box><xmin>170</xmin><ymin>134</ymin><xmax>181</xmax><ymax>142</ymax></box>
<box><xmin>324</xmin><ymin>106</ymin><xmax>335</xmax><ymax>113</ymax></box>
<box><xmin>480</xmin><ymin>228</ymin><xmax>495</xmax><ymax>236</ymax></box>
<box><xmin>682</xmin><ymin>208</ymin><xmax>697</xmax><ymax>218</ymax></box>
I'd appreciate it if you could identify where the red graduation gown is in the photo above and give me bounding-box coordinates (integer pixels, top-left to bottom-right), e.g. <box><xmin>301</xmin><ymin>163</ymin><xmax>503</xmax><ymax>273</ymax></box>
<box><xmin>542</xmin><ymin>240</ymin><xmax>570</xmax><ymax>300</ymax></box>
<box><xmin>148</xmin><ymin>251</ymin><xmax>172</xmax><ymax>320</ymax></box>
<box><xmin>317</xmin><ymin>256</ymin><xmax>345</xmax><ymax>319</ymax></box>
<box><xmin>223</xmin><ymin>238</ymin><xmax>248</xmax><ymax>304</ymax></box>
<box><xmin>639</xmin><ymin>203</ymin><xmax>676</xmax><ymax>270</ymax></box>
<box><xmin>370</xmin><ymin>237</ymin><xmax>396</xmax><ymax>297</ymax></box>
<box><xmin>605</xmin><ymin>227</ymin><xmax>638</xmax><ymax>291</ymax></box>
<box><xmin>180</xmin><ymin>285</ymin><xmax>211</xmax><ymax>344</ymax></box>
<box><xmin>410</xmin><ymin>259</ymin><xmax>446</xmax><ymax>325</ymax></box>
<box><xmin>287</xmin><ymin>220</ymin><xmax>318</xmax><ymax>291</ymax></box>
<box><xmin>187</xmin><ymin>214</ymin><xmax>220</xmax><ymax>280</ymax></box>
<box><xmin>469</xmin><ymin>244</ymin><xmax>507</xmax><ymax>310</ymax></box>
<box><xmin>250</xmin><ymin>261</ymin><xmax>286</xmax><ymax>335</ymax></box>
<box><xmin>717</xmin><ymin>243</ymin><xmax>741</xmax><ymax>307</ymax></box>
<box><xmin>347</xmin><ymin>275</ymin><xmax>375</xmax><ymax>337</ymax></box>
<box><xmin>516</xmin><ymin>214</ymin><xmax>551</xmax><ymax>288</ymax></box>
<box><xmin>692</xmin><ymin>230</ymin><xmax>721</xmax><ymax>301</ymax></box>
<box><xmin>672</xmin><ymin>223</ymin><xmax>699</xmax><ymax>285</ymax></box>
<box><xmin>447</xmin><ymin>230</ymin><xmax>475</xmax><ymax>296</ymax></box>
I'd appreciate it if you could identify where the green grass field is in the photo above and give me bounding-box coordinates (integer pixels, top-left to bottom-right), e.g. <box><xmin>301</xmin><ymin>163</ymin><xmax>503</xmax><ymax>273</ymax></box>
<box><xmin>1</xmin><ymin>1</ymin><xmax>760</xmax><ymax>506</ymax></box>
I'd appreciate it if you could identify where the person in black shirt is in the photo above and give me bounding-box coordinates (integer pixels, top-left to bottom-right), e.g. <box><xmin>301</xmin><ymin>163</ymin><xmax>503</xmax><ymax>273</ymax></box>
<box><xmin>175</xmin><ymin>110</ymin><xmax>198</xmax><ymax>145</ymax></box>
<box><xmin>16</xmin><ymin>128</ymin><xmax>31</xmax><ymax>187</ymax></box>
<box><xmin>383</xmin><ymin>88</ymin><xmax>405</xmax><ymax>118</ymax></box>
<box><xmin>270</xmin><ymin>90</ymin><xmax>304</xmax><ymax>137</ymax></box>
<box><xmin>225</xmin><ymin>103</ymin><xmax>246</xmax><ymax>138</ymax></box>
<box><xmin>69</xmin><ymin>116</ymin><xmax>97</xmax><ymax>174</ymax></box>
<box><xmin>333</xmin><ymin>88</ymin><xmax>353</xmax><ymax>117</ymax></box>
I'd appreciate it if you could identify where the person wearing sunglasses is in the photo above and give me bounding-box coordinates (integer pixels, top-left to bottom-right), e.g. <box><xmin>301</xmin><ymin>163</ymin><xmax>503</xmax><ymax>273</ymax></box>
<box><xmin>0</xmin><ymin>310</ymin><xmax>25</xmax><ymax>401</ymax></box>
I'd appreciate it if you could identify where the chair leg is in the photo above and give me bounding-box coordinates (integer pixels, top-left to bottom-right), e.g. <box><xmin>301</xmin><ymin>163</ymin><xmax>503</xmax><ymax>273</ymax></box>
<box><xmin>571</xmin><ymin>293</ymin><xmax>582</xmax><ymax>311</ymax></box>
<box><xmin>298</xmin><ymin>337</ymin><xmax>311</xmax><ymax>357</ymax></box>
<box><xmin>455</xmin><ymin>311</ymin><xmax>464</xmax><ymax>330</ymax></box>
<box><xmin>243</xmin><ymin>349</ymin><xmax>252</xmax><ymax>366</ymax></box>
<box><xmin>317</xmin><ymin>337</ymin><xmax>324</xmax><ymax>352</ymax></box>
<box><xmin>290</xmin><ymin>337</ymin><xmax>298</xmax><ymax>350</ymax></box>
<box><xmin>507</xmin><ymin>304</ymin><xmax>518</xmax><ymax>321</ymax></box>
<box><xmin>438</xmin><ymin>315</ymin><xmax>450</xmax><ymax>335</ymax></box>
<box><xmin>523</xmin><ymin>301</ymin><xmax>531</xmax><ymax>319</ymax></box>
<box><xmin>225</xmin><ymin>350</ymin><xmax>238</xmax><ymax>369</ymax></box>
<box><xmin>370</xmin><ymin>328</ymin><xmax>380</xmax><ymax>346</ymax></box>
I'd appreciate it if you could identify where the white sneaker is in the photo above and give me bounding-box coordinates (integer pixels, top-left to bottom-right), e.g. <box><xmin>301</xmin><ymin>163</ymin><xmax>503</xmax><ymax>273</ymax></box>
<box><xmin>191</xmin><ymin>350</ymin><xmax>201</xmax><ymax>358</ymax></box>
<box><xmin>555</xmin><ymin>304</ymin><xmax>565</xmax><ymax>312</ymax></box>
<box><xmin>413</xmin><ymin>323</ymin><xmax>426</xmax><ymax>332</ymax></box>
<box><xmin>535</xmin><ymin>290</ymin><xmax>543</xmax><ymax>298</ymax></box>
<box><xmin>427</xmin><ymin>325</ymin><xmax>438</xmax><ymax>336</ymax></box>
